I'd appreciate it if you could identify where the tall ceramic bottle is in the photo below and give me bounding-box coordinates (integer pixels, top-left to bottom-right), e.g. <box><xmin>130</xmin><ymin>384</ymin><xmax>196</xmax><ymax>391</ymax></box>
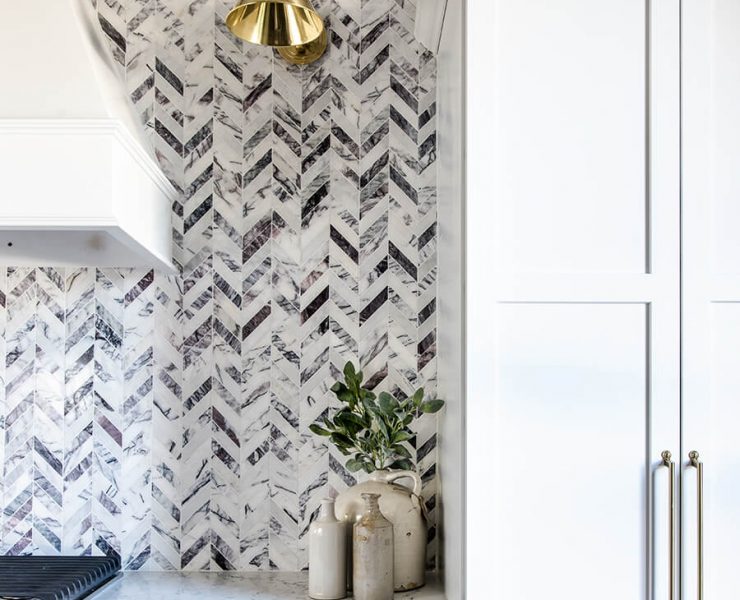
<box><xmin>309</xmin><ymin>498</ymin><xmax>347</xmax><ymax>600</ymax></box>
<box><xmin>353</xmin><ymin>493</ymin><xmax>394</xmax><ymax>600</ymax></box>
<box><xmin>335</xmin><ymin>469</ymin><xmax>426</xmax><ymax>591</ymax></box>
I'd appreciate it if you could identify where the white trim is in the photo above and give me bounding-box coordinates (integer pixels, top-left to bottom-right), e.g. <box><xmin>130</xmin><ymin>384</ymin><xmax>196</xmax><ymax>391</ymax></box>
<box><xmin>436</xmin><ymin>0</ymin><xmax>465</xmax><ymax>596</ymax></box>
<box><xmin>2</xmin><ymin>216</ymin><xmax>178</xmax><ymax>272</ymax></box>
<box><xmin>0</xmin><ymin>218</ymin><xmax>119</xmax><ymax>228</ymax></box>
<box><xmin>0</xmin><ymin>119</ymin><xmax>178</xmax><ymax>201</ymax></box>
<box><xmin>0</xmin><ymin>118</ymin><xmax>176</xmax><ymax>270</ymax></box>
<box><xmin>107</xmin><ymin>226</ymin><xmax>176</xmax><ymax>273</ymax></box>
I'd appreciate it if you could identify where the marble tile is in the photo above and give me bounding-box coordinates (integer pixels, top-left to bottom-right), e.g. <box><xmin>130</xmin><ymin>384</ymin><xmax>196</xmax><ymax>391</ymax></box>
<box><xmin>0</xmin><ymin>0</ymin><xmax>439</xmax><ymax>571</ymax></box>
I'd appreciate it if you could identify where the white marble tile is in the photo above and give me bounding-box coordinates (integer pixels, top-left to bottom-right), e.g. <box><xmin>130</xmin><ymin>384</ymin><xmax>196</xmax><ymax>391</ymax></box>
<box><xmin>0</xmin><ymin>0</ymin><xmax>440</xmax><ymax>571</ymax></box>
<box><xmin>94</xmin><ymin>572</ymin><xmax>445</xmax><ymax>600</ymax></box>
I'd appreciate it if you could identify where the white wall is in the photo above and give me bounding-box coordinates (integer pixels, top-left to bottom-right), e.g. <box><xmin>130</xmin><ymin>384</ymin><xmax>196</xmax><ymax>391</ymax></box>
<box><xmin>436</xmin><ymin>0</ymin><xmax>465</xmax><ymax>597</ymax></box>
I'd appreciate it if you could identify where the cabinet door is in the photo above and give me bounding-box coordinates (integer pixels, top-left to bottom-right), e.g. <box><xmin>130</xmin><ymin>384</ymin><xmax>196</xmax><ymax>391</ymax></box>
<box><xmin>682</xmin><ymin>1</ymin><xmax>740</xmax><ymax>597</ymax></box>
<box><xmin>466</xmin><ymin>1</ymin><xmax>681</xmax><ymax>598</ymax></box>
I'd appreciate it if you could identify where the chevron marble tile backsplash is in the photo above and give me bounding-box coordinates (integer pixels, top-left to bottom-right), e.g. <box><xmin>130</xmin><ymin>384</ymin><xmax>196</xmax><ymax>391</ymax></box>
<box><xmin>0</xmin><ymin>0</ymin><xmax>437</xmax><ymax>572</ymax></box>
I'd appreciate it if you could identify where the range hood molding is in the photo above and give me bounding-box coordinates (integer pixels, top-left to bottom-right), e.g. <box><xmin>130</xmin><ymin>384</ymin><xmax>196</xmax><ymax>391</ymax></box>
<box><xmin>0</xmin><ymin>0</ymin><xmax>177</xmax><ymax>271</ymax></box>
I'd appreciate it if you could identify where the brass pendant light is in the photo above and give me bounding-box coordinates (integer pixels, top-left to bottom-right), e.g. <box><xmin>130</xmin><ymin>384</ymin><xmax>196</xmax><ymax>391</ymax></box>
<box><xmin>226</xmin><ymin>0</ymin><xmax>327</xmax><ymax>65</ymax></box>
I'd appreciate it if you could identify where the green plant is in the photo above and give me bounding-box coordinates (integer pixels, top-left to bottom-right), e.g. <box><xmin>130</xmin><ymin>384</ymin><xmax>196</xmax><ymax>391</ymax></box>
<box><xmin>309</xmin><ymin>362</ymin><xmax>444</xmax><ymax>474</ymax></box>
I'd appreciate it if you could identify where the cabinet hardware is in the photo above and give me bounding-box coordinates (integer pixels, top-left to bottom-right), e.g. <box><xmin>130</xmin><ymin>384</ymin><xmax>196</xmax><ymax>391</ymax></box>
<box><xmin>661</xmin><ymin>451</ymin><xmax>675</xmax><ymax>600</ymax></box>
<box><xmin>689</xmin><ymin>451</ymin><xmax>704</xmax><ymax>600</ymax></box>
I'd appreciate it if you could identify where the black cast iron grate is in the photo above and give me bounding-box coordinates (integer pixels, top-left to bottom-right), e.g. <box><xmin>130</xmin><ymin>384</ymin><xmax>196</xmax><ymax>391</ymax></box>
<box><xmin>0</xmin><ymin>556</ymin><xmax>120</xmax><ymax>600</ymax></box>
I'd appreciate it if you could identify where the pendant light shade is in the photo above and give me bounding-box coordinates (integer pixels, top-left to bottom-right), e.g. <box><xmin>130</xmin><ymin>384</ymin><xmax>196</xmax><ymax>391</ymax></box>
<box><xmin>226</xmin><ymin>0</ymin><xmax>327</xmax><ymax>64</ymax></box>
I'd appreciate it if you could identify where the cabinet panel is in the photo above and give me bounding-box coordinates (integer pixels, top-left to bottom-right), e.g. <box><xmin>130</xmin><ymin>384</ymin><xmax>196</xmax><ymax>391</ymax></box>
<box><xmin>490</xmin><ymin>0</ymin><xmax>647</xmax><ymax>274</ymax></box>
<box><xmin>702</xmin><ymin>305</ymin><xmax>740</xmax><ymax>595</ymax></box>
<box><xmin>490</xmin><ymin>303</ymin><xmax>647</xmax><ymax>599</ymax></box>
<box><xmin>709</xmin><ymin>1</ymin><xmax>740</xmax><ymax>274</ymax></box>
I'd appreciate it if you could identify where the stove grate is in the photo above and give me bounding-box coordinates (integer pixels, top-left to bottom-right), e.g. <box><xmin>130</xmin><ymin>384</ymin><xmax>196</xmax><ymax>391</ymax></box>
<box><xmin>0</xmin><ymin>556</ymin><xmax>120</xmax><ymax>600</ymax></box>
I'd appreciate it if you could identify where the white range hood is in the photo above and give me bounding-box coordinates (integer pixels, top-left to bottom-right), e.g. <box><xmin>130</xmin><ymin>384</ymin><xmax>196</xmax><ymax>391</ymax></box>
<box><xmin>0</xmin><ymin>0</ymin><xmax>176</xmax><ymax>271</ymax></box>
<box><xmin>415</xmin><ymin>0</ymin><xmax>449</xmax><ymax>54</ymax></box>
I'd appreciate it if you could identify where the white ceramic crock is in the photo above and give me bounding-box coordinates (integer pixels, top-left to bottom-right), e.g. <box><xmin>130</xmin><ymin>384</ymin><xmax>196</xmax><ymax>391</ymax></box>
<box><xmin>335</xmin><ymin>469</ymin><xmax>426</xmax><ymax>591</ymax></box>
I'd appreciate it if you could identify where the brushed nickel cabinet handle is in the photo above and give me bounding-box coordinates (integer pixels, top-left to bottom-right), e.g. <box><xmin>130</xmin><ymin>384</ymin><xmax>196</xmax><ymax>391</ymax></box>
<box><xmin>689</xmin><ymin>451</ymin><xmax>704</xmax><ymax>600</ymax></box>
<box><xmin>662</xmin><ymin>450</ymin><xmax>676</xmax><ymax>600</ymax></box>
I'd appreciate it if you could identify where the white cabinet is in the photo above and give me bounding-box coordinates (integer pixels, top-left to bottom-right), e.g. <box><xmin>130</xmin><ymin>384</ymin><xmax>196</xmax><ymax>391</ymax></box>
<box><xmin>466</xmin><ymin>1</ymin><xmax>739</xmax><ymax>597</ymax></box>
<box><xmin>682</xmin><ymin>1</ymin><xmax>740</xmax><ymax>597</ymax></box>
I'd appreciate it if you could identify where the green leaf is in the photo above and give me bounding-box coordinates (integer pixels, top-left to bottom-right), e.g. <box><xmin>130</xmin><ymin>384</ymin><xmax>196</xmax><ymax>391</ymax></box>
<box><xmin>394</xmin><ymin>408</ymin><xmax>410</xmax><ymax>420</ymax></box>
<box><xmin>346</xmin><ymin>458</ymin><xmax>364</xmax><ymax>472</ymax></box>
<box><xmin>333</xmin><ymin>407</ymin><xmax>350</xmax><ymax>420</ymax></box>
<box><xmin>331</xmin><ymin>381</ymin><xmax>356</xmax><ymax>405</ymax></box>
<box><xmin>375</xmin><ymin>417</ymin><xmax>391</xmax><ymax>443</ymax></box>
<box><xmin>363</xmin><ymin>397</ymin><xmax>381</xmax><ymax>418</ymax></box>
<box><xmin>336</xmin><ymin>389</ymin><xmax>355</xmax><ymax>404</ymax></box>
<box><xmin>309</xmin><ymin>423</ymin><xmax>332</xmax><ymax>437</ymax></box>
<box><xmin>378</xmin><ymin>392</ymin><xmax>397</xmax><ymax>414</ymax></box>
<box><xmin>335</xmin><ymin>411</ymin><xmax>366</xmax><ymax>433</ymax></box>
<box><xmin>343</xmin><ymin>361</ymin><xmax>357</xmax><ymax>384</ymax></box>
<box><xmin>331</xmin><ymin>382</ymin><xmax>347</xmax><ymax>394</ymax></box>
<box><xmin>412</xmin><ymin>387</ymin><xmax>424</xmax><ymax>407</ymax></box>
<box><xmin>392</xmin><ymin>444</ymin><xmax>412</xmax><ymax>459</ymax></box>
<box><xmin>393</xmin><ymin>430</ymin><xmax>413</xmax><ymax>444</ymax></box>
<box><xmin>389</xmin><ymin>458</ymin><xmax>414</xmax><ymax>471</ymax></box>
<box><xmin>330</xmin><ymin>432</ymin><xmax>354</xmax><ymax>449</ymax></box>
<box><xmin>362</xmin><ymin>461</ymin><xmax>375</xmax><ymax>474</ymax></box>
<box><xmin>421</xmin><ymin>399</ymin><xmax>445</xmax><ymax>414</ymax></box>
<box><xmin>403</xmin><ymin>414</ymin><xmax>413</xmax><ymax>426</ymax></box>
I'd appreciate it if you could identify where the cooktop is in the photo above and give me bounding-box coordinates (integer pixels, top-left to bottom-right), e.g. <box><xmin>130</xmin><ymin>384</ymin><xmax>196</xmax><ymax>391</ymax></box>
<box><xmin>0</xmin><ymin>556</ymin><xmax>120</xmax><ymax>600</ymax></box>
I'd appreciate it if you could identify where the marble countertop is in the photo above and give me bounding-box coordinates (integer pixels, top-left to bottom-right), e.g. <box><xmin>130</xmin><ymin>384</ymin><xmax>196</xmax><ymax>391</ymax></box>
<box><xmin>93</xmin><ymin>572</ymin><xmax>446</xmax><ymax>600</ymax></box>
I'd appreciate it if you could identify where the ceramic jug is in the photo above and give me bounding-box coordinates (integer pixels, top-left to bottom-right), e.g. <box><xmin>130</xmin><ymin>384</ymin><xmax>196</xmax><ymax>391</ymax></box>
<box><xmin>352</xmin><ymin>493</ymin><xmax>394</xmax><ymax>600</ymax></box>
<box><xmin>335</xmin><ymin>469</ymin><xmax>426</xmax><ymax>591</ymax></box>
<box><xmin>309</xmin><ymin>498</ymin><xmax>347</xmax><ymax>599</ymax></box>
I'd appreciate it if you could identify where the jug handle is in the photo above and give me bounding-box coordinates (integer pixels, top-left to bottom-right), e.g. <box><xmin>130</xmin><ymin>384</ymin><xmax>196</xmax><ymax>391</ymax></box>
<box><xmin>379</xmin><ymin>470</ymin><xmax>422</xmax><ymax>497</ymax></box>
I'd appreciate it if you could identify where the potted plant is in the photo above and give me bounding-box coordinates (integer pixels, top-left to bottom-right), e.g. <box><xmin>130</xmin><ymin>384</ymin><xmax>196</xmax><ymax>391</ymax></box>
<box><xmin>309</xmin><ymin>362</ymin><xmax>444</xmax><ymax>592</ymax></box>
